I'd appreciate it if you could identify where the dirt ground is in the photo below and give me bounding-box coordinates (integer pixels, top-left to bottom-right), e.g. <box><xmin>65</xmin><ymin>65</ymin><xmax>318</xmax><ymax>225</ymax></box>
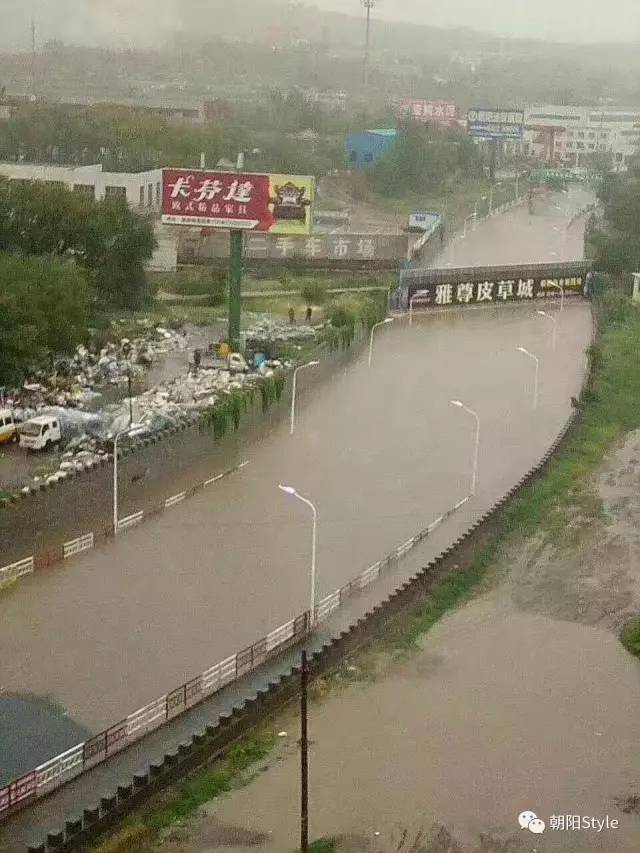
<box><xmin>510</xmin><ymin>429</ymin><xmax>640</xmax><ymax>631</ymax></box>
<box><xmin>135</xmin><ymin>436</ymin><xmax>640</xmax><ymax>853</ymax></box>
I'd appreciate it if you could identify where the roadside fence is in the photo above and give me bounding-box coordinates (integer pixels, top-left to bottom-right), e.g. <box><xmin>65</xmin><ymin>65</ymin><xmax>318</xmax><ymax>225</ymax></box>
<box><xmin>0</xmin><ymin>491</ymin><xmax>470</xmax><ymax>821</ymax></box>
<box><xmin>0</xmin><ymin>460</ymin><xmax>250</xmax><ymax>591</ymax></box>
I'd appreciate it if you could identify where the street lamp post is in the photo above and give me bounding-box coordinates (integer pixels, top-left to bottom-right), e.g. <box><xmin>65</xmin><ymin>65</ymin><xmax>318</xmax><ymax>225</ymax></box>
<box><xmin>112</xmin><ymin>429</ymin><xmax>130</xmax><ymax>535</ymax></box>
<box><xmin>517</xmin><ymin>347</ymin><xmax>540</xmax><ymax>410</ymax></box>
<box><xmin>537</xmin><ymin>309</ymin><xmax>557</xmax><ymax>352</ymax></box>
<box><xmin>450</xmin><ymin>400</ymin><xmax>480</xmax><ymax>496</ymax></box>
<box><xmin>489</xmin><ymin>181</ymin><xmax>502</xmax><ymax>215</ymax></box>
<box><xmin>122</xmin><ymin>341</ymin><xmax>134</xmax><ymax>427</ymax></box>
<box><xmin>409</xmin><ymin>292</ymin><xmax>426</xmax><ymax>326</ymax></box>
<box><xmin>290</xmin><ymin>361</ymin><xmax>320</xmax><ymax>435</ymax></box>
<box><xmin>228</xmin><ymin>148</ymin><xmax>262</xmax><ymax>353</ymax></box>
<box><xmin>368</xmin><ymin>317</ymin><xmax>393</xmax><ymax>368</ymax></box>
<box><xmin>549</xmin><ymin>280</ymin><xmax>565</xmax><ymax>312</ymax></box>
<box><xmin>278</xmin><ymin>485</ymin><xmax>318</xmax><ymax>627</ymax></box>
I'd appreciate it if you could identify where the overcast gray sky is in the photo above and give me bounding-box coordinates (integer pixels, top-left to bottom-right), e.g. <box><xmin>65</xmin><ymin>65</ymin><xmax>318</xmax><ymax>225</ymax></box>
<box><xmin>2</xmin><ymin>0</ymin><xmax>639</xmax><ymax>50</ymax></box>
<box><xmin>324</xmin><ymin>0</ymin><xmax>640</xmax><ymax>43</ymax></box>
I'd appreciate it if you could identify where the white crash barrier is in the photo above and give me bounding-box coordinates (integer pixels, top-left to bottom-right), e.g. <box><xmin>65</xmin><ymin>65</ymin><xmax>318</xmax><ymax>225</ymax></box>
<box><xmin>63</xmin><ymin>532</ymin><xmax>94</xmax><ymax>559</ymax></box>
<box><xmin>0</xmin><ymin>556</ymin><xmax>34</xmax><ymax>584</ymax></box>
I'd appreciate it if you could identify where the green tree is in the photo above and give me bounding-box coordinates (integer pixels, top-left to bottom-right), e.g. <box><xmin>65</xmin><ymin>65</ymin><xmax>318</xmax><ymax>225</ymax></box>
<box><xmin>0</xmin><ymin>254</ymin><xmax>91</xmax><ymax>385</ymax></box>
<box><xmin>370</xmin><ymin>124</ymin><xmax>480</xmax><ymax>197</ymax></box>
<box><xmin>593</xmin><ymin>171</ymin><xmax>640</xmax><ymax>275</ymax></box>
<box><xmin>300</xmin><ymin>281</ymin><xmax>327</xmax><ymax>307</ymax></box>
<box><xmin>0</xmin><ymin>178</ymin><xmax>156</xmax><ymax>308</ymax></box>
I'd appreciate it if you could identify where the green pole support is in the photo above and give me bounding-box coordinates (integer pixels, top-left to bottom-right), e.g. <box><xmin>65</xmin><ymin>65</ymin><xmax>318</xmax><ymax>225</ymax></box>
<box><xmin>228</xmin><ymin>229</ymin><xmax>243</xmax><ymax>352</ymax></box>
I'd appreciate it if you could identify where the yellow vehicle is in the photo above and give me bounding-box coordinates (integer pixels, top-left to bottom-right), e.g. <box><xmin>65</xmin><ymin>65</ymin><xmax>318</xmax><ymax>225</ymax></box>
<box><xmin>0</xmin><ymin>408</ymin><xmax>17</xmax><ymax>444</ymax></box>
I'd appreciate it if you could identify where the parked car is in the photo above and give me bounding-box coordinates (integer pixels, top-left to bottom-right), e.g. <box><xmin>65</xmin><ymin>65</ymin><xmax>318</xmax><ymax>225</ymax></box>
<box><xmin>19</xmin><ymin>415</ymin><xmax>62</xmax><ymax>451</ymax></box>
<box><xmin>0</xmin><ymin>408</ymin><xmax>18</xmax><ymax>444</ymax></box>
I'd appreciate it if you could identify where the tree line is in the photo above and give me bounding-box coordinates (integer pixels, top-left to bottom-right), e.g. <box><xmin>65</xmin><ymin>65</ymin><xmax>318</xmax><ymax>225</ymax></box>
<box><xmin>371</xmin><ymin>123</ymin><xmax>482</xmax><ymax>197</ymax></box>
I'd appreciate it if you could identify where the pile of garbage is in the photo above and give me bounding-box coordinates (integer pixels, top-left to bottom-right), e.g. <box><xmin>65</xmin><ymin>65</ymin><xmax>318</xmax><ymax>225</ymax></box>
<box><xmin>9</xmin><ymin>326</ymin><xmax>188</xmax><ymax>412</ymax></box>
<box><xmin>21</xmin><ymin>359</ymin><xmax>286</xmax><ymax>488</ymax></box>
<box><xmin>244</xmin><ymin>317</ymin><xmax>319</xmax><ymax>345</ymax></box>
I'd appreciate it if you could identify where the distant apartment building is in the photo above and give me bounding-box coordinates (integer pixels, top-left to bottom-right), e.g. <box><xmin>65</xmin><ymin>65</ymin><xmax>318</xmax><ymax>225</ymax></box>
<box><xmin>523</xmin><ymin>104</ymin><xmax>640</xmax><ymax>168</ymax></box>
<box><xmin>0</xmin><ymin>162</ymin><xmax>164</xmax><ymax>210</ymax></box>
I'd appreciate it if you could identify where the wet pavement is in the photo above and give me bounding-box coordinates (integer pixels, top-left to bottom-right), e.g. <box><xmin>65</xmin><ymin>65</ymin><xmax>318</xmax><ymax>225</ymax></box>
<box><xmin>0</xmin><ymin>189</ymin><xmax>596</xmax><ymax>848</ymax></box>
<box><xmin>0</xmin><ymin>302</ymin><xmax>592</xmax><ymax>762</ymax></box>
<box><xmin>430</xmin><ymin>185</ymin><xmax>592</xmax><ymax>268</ymax></box>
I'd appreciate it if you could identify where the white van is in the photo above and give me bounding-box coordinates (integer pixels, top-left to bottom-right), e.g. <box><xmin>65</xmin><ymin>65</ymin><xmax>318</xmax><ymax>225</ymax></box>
<box><xmin>19</xmin><ymin>415</ymin><xmax>62</xmax><ymax>451</ymax></box>
<box><xmin>0</xmin><ymin>408</ymin><xmax>17</xmax><ymax>445</ymax></box>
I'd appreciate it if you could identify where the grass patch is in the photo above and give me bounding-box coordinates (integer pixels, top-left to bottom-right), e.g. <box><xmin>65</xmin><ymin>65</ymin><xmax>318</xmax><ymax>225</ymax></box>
<box><xmin>382</xmin><ymin>562</ymin><xmax>489</xmax><ymax>653</ymax></box>
<box><xmin>368</xmin><ymin>177</ymin><xmax>495</xmax><ymax>231</ymax></box>
<box><xmin>621</xmin><ymin>617</ymin><xmax>640</xmax><ymax>657</ymax></box>
<box><xmin>310</xmin><ymin>840</ymin><xmax>337</xmax><ymax>853</ymax></box>
<box><xmin>92</xmin><ymin>730</ymin><xmax>275</xmax><ymax>852</ymax></box>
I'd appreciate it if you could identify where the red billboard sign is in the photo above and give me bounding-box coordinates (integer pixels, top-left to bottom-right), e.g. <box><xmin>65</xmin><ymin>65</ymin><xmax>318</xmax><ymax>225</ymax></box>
<box><xmin>162</xmin><ymin>169</ymin><xmax>272</xmax><ymax>230</ymax></box>
<box><xmin>161</xmin><ymin>169</ymin><xmax>315</xmax><ymax>233</ymax></box>
<box><xmin>398</xmin><ymin>99</ymin><xmax>458</xmax><ymax>124</ymax></box>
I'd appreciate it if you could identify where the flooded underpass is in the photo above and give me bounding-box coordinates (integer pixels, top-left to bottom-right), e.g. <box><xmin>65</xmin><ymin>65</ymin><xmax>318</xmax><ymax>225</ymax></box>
<box><xmin>0</xmin><ymin>300</ymin><xmax>593</xmax><ymax>782</ymax></box>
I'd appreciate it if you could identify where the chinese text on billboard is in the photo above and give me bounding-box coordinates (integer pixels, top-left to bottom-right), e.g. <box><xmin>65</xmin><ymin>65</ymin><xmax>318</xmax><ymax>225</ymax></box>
<box><xmin>398</xmin><ymin>99</ymin><xmax>458</xmax><ymax>124</ymax></box>
<box><xmin>162</xmin><ymin>169</ymin><xmax>315</xmax><ymax>234</ymax></box>
<box><xmin>467</xmin><ymin>108</ymin><xmax>525</xmax><ymax>140</ymax></box>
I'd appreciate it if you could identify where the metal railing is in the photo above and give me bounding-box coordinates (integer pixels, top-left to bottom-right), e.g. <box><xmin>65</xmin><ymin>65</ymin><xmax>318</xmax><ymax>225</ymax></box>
<box><xmin>0</xmin><ymin>494</ymin><xmax>470</xmax><ymax>821</ymax></box>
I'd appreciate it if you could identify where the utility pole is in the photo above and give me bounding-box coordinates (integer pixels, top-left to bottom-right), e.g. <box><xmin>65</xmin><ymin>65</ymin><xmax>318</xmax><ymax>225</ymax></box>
<box><xmin>363</xmin><ymin>0</ymin><xmax>375</xmax><ymax>86</ymax></box>
<box><xmin>300</xmin><ymin>649</ymin><xmax>310</xmax><ymax>853</ymax></box>
<box><xmin>227</xmin><ymin>151</ymin><xmax>245</xmax><ymax>354</ymax></box>
<box><xmin>30</xmin><ymin>19</ymin><xmax>36</xmax><ymax>98</ymax></box>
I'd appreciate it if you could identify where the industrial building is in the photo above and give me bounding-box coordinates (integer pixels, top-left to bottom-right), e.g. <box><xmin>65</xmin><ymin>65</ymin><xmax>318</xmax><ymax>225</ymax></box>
<box><xmin>0</xmin><ymin>162</ymin><xmax>164</xmax><ymax>209</ymax></box>
<box><xmin>523</xmin><ymin>104</ymin><xmax>640</xmax><ymax>168</ymax></box>
<box><xmin>346</xmin><ymin>129</ymin><xmax>398</xmax><ymax>168</ymax></box>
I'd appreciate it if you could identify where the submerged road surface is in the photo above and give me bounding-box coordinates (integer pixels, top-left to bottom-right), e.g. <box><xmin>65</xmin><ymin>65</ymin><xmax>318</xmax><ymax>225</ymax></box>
<box><xmin>429</xmin><ymin>185</ymin><xmax>592</xmax><ymax>269</ymax></box>
<box><xmin>0</xmin><ymin>190</ymin><xmax>594</xmax><ymax>781</ymax></box>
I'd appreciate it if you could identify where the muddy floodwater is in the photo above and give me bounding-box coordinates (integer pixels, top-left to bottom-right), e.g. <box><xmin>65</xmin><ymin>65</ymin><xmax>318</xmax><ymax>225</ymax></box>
<box><xmin>180</xmin><ymin>431</ymin><xmax>640</xmax><ymax>853</ymax></box>
<box><xmin>0</xmin><ymin>301</ymin><xmax>592</xmax><ymax>774</ymax></box>
<box><xmin>200</xmin><ymin>587</ymin><xmax>640</xmax><ymax>853</ymax></box>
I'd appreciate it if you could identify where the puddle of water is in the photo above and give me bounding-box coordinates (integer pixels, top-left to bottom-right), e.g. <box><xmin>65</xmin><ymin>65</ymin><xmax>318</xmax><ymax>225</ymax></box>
<box><xmin>0</xmin><ymin>695</ymin><xmax>90</xmax><ymax>784</ymax></box>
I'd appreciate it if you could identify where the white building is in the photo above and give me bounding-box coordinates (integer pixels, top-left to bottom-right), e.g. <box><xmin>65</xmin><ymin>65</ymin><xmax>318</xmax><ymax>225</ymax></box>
<box><xmin>0</xmin><ymin>162</ymin><xmax>164</xmax><ymax>210</ymax></box>
<box><xmin>523</xmin><ymin>105</ymin><xmax>640</xmax><ymax>168</ymax></box>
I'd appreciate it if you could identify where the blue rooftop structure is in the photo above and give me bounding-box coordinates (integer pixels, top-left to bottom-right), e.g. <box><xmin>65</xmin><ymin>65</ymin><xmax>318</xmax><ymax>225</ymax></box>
<box><xmin>346</xmin><ymin>129</ymin><xmax>398</xmax><ymax>168</ymax></box>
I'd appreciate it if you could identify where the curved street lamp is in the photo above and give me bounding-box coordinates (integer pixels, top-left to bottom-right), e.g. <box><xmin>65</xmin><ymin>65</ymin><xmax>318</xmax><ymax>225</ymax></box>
<box><xmin>368</xmin><ymin>317</ymin><xmax>393</xmax><ymax>368</ymax></box>
<box><xmin>517</xmin><ymin>347</ymin><xmax>540</xmax><ymax>410</ymax></box>
<box><xmin>290</xmin><ymin>361</ymin><xmax>320</xmax><ymax>435</ymax></box>
<box><xmin>278</xmin><ymin>485</ymin><xmax>318</xmax><ymax>627</ymax></box>
<box><xmin>450</xmin><ymin>400</ymin><xmax>480</xmax><ymax>496</ymax></box>
<box><xmin>536</xmin><ymin>309</ymin><xmax>557</xmax><ymax>352</ymax></box>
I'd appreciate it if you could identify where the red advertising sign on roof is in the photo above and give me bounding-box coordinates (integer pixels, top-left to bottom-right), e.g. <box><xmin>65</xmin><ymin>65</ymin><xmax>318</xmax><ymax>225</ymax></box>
<box><xmin>397</xmin><ymin>99</ymin><xmax>458</xmax><ymax>124</ymax></box>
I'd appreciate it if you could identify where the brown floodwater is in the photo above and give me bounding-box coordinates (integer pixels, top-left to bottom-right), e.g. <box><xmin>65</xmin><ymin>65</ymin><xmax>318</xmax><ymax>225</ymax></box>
<box><xmin>205</xmin><ymin>586</ymin><xmax>640</xmax><ymax>852</ymax></box>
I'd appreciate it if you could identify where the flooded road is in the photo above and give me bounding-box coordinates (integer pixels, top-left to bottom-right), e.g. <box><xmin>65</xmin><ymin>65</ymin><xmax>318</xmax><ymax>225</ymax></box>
<box><xmin>203</xmin><ymin>586</ymin><xmax>640</xmax><ymax>852</ymax></box>
<box><xmin>0</xmin><ymin>302</ymin><xmax>592</xmax><ymax>779</ymax></box>
<box><xmin>0</xmin><ymin>189</ymin><xmax>595</xmax><ymax>782</ymax></box>
<box><xmin>428</xmin><ymin>186</ymin><xmax>592</xmax><ymax>269</ymax></box>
